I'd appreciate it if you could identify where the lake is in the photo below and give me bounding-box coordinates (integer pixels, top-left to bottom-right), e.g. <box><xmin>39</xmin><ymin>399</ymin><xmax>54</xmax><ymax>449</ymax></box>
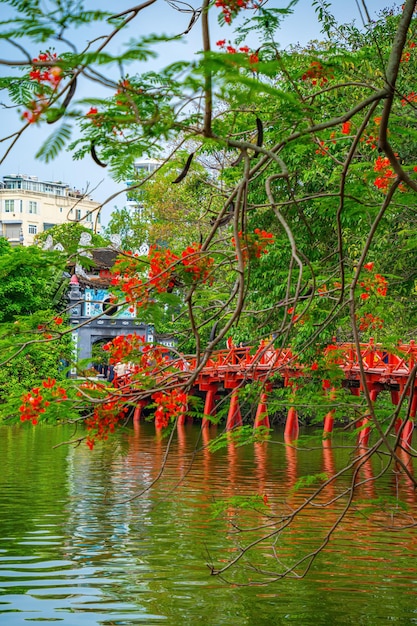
<box><xmin>0</xmin><ymin>421</ymin><xmax>416</xmax><ymax>625</ymax></box>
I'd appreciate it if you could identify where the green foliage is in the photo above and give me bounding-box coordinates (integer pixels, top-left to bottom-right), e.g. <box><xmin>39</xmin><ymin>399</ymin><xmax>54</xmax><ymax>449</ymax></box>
<box><xmin>290</xmin><ymin>472</ymin><xmax>329</xmax><ymax>493</ymax></box>
<box><xmin>0</xmin><ymin>312</ymin><xmax>72</xmax><ymax>420</ymax></box>
<box><xmin>103</xmin><ymin>208</ymin><xmax>147</xmax><ymax>252</ymax></box>
<box><xmin>356</xmin><ymin>496</ymin><xmax>409</xmax><ymax>518</ymax></box>
<box><xmin>210</xmin><ymin>493</ymin><xmax>270</xmax><ymax>519</ymax></box>
<box><xmin>208</xmin><ymin>426</ymin><xmax>271</xmax><ymax>453</ymax></box>
<box><xmin>35</xmin><ymin>123</ymin><xmax>72</xmax><ymax>163</ymax></box>
<box><xmin>0</xmin><ymin>246</ymin><xmax>66</xmax><ymax>322</ymax></box>
<box><xmin>1</xmin><ymin>0</ymin><xmax>417</xmax><ymax>585</ymax></box>
<box><xmin>35</xmin><ymin>223</ymin><xmax>108</xmax><ymax>254</ymax></box>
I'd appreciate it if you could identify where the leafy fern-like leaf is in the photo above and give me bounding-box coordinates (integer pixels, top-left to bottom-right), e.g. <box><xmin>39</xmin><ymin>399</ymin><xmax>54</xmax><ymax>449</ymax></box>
<box><xmin>35</xmin><ymin>123</ymin><xmax>72</xmax><ymax>163</ymax></box>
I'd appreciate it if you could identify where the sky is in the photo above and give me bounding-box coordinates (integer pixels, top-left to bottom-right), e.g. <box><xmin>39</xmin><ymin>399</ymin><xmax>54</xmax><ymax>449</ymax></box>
<box><xmin>0</xmin><ymin>0</ymin><xmax>399</xmax><ymax>225</ymax></box>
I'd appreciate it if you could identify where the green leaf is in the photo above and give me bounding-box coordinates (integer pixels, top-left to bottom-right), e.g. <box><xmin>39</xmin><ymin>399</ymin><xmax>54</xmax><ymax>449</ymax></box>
<box><xmin>291</xmin><ymin>473</ymin><xmax>329</xmax><ymax>493</ymax></box>
<box><xmin>35</xmin><ymin>123</ymin><xmax>72</xmax><ymax>163</ymax></box>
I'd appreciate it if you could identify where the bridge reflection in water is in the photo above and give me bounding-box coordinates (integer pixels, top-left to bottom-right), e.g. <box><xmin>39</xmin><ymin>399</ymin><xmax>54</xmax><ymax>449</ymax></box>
<box><xmin>125</xmin><ymin>422</ymin><xmax>417</xmax><ymax>570</ymax></box>
<box><xmin>1</xmin><ymin>423</ymin><xmax>416</xmax><ymax>624</ymax></box>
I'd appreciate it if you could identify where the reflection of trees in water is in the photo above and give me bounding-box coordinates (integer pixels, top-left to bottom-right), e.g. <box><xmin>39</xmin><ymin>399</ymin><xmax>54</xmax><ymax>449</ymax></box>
<box><xmin>202</xmin><ymin>429</ymin><xmax>417</xmax><ymax>584</ymax></box>
<box><xmin>38</xmin><ymin>421</ymin><xmax>416</xmax><ymax>590</ymax></box>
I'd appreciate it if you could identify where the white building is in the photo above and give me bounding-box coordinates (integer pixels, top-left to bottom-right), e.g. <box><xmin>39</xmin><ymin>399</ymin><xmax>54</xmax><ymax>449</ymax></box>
<box><xmin>0</xmin><ymin>174</ymin><xmax>101</xmax><ymax>246</ymax></box>
<box><xmin>125</xmin><ymin>158</ymin><xmax>160</xmax><ymax>218</ymax></box>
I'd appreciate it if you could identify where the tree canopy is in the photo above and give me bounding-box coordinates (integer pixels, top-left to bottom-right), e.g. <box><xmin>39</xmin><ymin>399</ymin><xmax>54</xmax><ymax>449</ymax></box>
<box><xmin>0</xmin><ymin>0</ymin><xmax>417</xmax><ymax>583</ymax></box>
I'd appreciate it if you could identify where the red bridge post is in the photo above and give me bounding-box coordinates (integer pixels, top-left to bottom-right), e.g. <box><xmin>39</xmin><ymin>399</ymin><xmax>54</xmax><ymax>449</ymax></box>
<box><xmin>358</xmin><ymin>387</ymin><xmax>379</xmax><ymax>446</ymax></box>
<box><xmin>226</xmin><ymin>389</ymin><xmax>243</xmax><ymax>430</ymax></box>
<box><xmin>323</xmin><ymin>409</ymin><xmax>335</xmax><ymax>436</ymax></box>
<box><xmin>284</xmin><ymin>406</ymin><xmax>299</xmax><ymax>440</ymax></box>
<box><xmin>254</xmin><ymin>385</ymin><xmax>271</xmax><ymax>429</ymax></box>
<box><xmin>133</xmin><ymin>400</ymin><xmax>147</xmax><ymax>423</ymax></box>
<box><xmin>177</xmin><ymin>399</ymin><xmax>189</xmax><ymax>426</ymax></box>
<box><xmin>202</xmin><ymin>386</ymin><xmax>217</xmax><ymax>429</ymax></box>
<box><xmin>323</xmin><ymin>388</ymin><xmax>337</xmax><ymax>437</ymax></box>
<box><xmin>401</xmin><ymin>391</ymin><xmax>417</xmax><ymax>448</ymax></box>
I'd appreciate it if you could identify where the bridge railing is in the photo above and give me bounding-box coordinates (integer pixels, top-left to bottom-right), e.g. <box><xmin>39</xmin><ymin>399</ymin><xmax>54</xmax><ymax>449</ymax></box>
<box><xmin>150</xmin><ymin>340</ymin><xmax>417</xmax><ymax>391</ymax></box>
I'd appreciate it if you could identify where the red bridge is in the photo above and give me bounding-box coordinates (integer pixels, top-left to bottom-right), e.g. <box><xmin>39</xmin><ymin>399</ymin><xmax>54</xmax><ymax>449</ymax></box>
<box><xmin>128</xmin><ymin>339</ymin><xmax>417</xmax><ymax>447</ymax></box>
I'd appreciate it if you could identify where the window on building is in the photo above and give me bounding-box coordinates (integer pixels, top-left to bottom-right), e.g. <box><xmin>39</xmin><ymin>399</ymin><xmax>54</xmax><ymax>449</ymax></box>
<box><xmin>76</xmin><ymin>209</ymin><xmax>81</xmax><ymax>220</ymax></box>
<box><xmin>5</xmin><ymin>181</ymin><xmax>22</xmax><ymax>190</ymax></box>
<box><xmin>4</xmin><ymin>200</ymin><xmax>14</xmax><ymax>212</ymax></box>
<box><xmin>28</xmin><ymin>201</ymin><xmax>38</xmax><ymax>214</ymax></box>
<box><xmin>28</xmin><ymin>224</ymin><xmax>37</xmax><ymax>235</ymax></box>
<box><xmin>59</xmin><ymin>207</ymin><xmax>63</xmax><ymax>213</ymax></box>
<box><xmin>85</xmin><ymin>212</ymin><xmax>93</xmax><ymax>222</ymax></box>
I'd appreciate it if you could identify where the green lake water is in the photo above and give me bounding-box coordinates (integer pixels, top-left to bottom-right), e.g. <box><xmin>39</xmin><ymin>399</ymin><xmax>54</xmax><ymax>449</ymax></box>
<box><xmin>0</xmin><ymin>421</ymin><xmax>416</xmax><ymax>625</ymax></box>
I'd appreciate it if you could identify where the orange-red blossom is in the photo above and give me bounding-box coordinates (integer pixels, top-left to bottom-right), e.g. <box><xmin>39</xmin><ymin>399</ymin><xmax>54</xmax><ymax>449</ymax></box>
<box><xmin>152</xmin><ymin>389</ymin><xmax>188</xmax><ymax>429</ymax></box>
<box><xmin>232</xmin><ymin>229</ymin><xmax>274</xmax><ymax>262</ymax></box>
<box><xmin>19</xmin><ymin>379</ymin><xmax>67</xmax><ymax>425</ymax></box>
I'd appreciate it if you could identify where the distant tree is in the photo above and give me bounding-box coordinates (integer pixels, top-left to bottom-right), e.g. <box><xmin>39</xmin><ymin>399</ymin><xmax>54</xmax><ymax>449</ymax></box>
<box><xmin>35</xmin><ymin>223</ymin><xmax>109</xmax><ymax>255</ymax></box>
<box><xmin>0</xmin><ymin>245</ymin><xmax>66</xmax><ymax>322</ymax></box>
<box><xmin>0</xmin><ymin>244</ymin><xmax>72</xmax><ymax>413</ymax></box>
<box><xmin>104</xmin><ymin>207</ymin><xmax>147</xmax><ymax>252</ymax></box>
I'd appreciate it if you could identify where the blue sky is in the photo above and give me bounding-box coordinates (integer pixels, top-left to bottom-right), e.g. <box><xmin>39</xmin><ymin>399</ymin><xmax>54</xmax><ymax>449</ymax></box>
<box><xmin>0</xmin><ymin>0</ymin><xmax>399</xmax><ymax>224</ymax></box>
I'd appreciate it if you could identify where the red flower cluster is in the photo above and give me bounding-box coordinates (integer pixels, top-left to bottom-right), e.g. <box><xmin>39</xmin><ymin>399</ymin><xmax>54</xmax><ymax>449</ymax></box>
<box><xmin>110</xmin><ymin>255</ymin><xmax>149</xmax><ymax>308</ymax></box>
<box><xmin>23</xmin><ymin>51</ymin><xmax>63</xmax><ymax>123</ymax></box>
<box><xmin>315</xmin><ymin>140</ymin><xmax>329</xmax><ymax>155</ymax></box>
<box><xmin>374</xmin><ymin>274</ymin><xmax>388</xmax><ymax>297</ymax></box>
<box><xmin>19</xmin><ymin>379</ymin><xmax>67</xmax><ymax>424</ymax></box>
<box><xmin>135</xmin><ymin>344</ymin><xmax>170</xmax><ymax>375</ymax></box>
<box><xmin>401</xmin><ymin>91</ymin><xmax>417</xmax><ymax>106</ymax></box>
<box><xmin>148</xmin><ymin>246</ymin><xmax>180</xmax><ymax>292</ymax></box>
<box><xmin>232</xmin><ymin>229</ymin><xmax>274</xmax><ymax>262</ymax></box>
<box><xmin>86</xmin><ymin>106</ymin><xmax>104</xmax><ymax>127</ymax></box>
<box><xmin>214</xmin><ymin>0</ymin><xmax>258</xmax><ymax>24</ymax></box>
<box><xmin>302</xmin><ymin>61</ymin><xmax>333</xmax><ymax>87</ymax></box>
<box><xmin>287</xmin><ymin>306</ymin><xmax>302</xmax><ymax>324</ymax></box>
<box><xmin>181</xmin><ymin>245</ymin><xmax>214</xmax><ymax>284</ymax></box>
<box><xmin>103</xmin><ymin>333</ymin><xmax>147</xmax><ymax>365</ymax></box>
<box><xmin>85</xmin><ymin>401</ymin><xmax>128</xmax><ymax>449</ymax></box>
<box><xmin>110</xmin><ymin>244</ymin><xmax>216</xmax><ymax>310</ymax></box>
<box><xmin>373</xmin><ymin>156</ymin><xmax>396</xmax><ymax>191</ymax></box>
<box><xmin>115</xmin><ymin>79</ymin><xmax>132</xmax><ymax>106</ymax></box>
<box><xmin>152</xmin><ymin>389</ymin><xmax>188</xmax><ymax>429</ymax></box>
<box><xmin>358</xmin><ymin>116</ymin><xmax>380</xmax><ymax>150</ymax></box>
<box><xmin>22</xmin><ymin>97</ymin><xmax>49</xmax><ymax>124</ymax></box>
<box><xmin>29</xmin><ymin>51</ymin><xmax>62</xmax><ymax>85</ymax></box>
<box><xmin>400</xmin><ymin>42</ymin><xmax>416</xmax><ymax>63</ymax></box>
<box><xmin>358</xmin><ymin>313</ymin><xmax>384</xmax><ymax>332</ymax></box>
<box><xmin>359</xmin><ymin>264</ymin><xmax>388</xmax><ymax>299</ymax></box>
<box><xmin>216</xmin><ymin>40</ymin><xmax>259</xmax><ymax>66</ymax></box>
<box><xmin>341</xmin><ymin>121</ymin><xmax>352</xmax><ymax>135</ymax></box>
